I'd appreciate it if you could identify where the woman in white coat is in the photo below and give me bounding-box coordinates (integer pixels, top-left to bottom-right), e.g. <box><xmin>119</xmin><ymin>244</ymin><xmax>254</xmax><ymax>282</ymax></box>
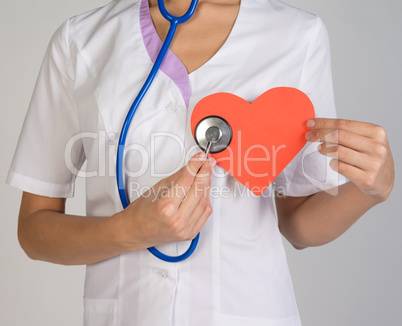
<box><xmin>8</xmin><ymin>0</ymin><xmax>394</xmax><ymax>325</ymax></box>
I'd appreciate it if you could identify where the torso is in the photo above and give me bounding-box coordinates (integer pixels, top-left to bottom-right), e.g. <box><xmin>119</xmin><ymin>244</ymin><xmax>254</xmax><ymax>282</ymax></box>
<box><xmin>149</xmin><ymin>0</ymin><xmax>241</xmax><ymax>73</ymax></box>
<box><xmin>57</xmin><ymin>1</ymin><xmax>325</xmax><ymax>323</ymax></box>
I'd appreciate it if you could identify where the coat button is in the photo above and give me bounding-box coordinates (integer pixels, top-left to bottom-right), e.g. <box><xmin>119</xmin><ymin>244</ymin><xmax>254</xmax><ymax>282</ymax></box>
<box><xmin>166</xmin><ymin>102</ymin><xmax>177</xmax><ymax>113</ymax></box>
<box><xmin>157</xmin><ymin>269</ymin><xmax>169</xmax><ymax>279</ymax></box>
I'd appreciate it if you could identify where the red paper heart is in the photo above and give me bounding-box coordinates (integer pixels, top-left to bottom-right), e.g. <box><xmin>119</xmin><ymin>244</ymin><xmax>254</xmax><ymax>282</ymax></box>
<box><xmin>191</xmin><ymin>87</ymin><xmax>315</xmax><ymax>196</ymax></box>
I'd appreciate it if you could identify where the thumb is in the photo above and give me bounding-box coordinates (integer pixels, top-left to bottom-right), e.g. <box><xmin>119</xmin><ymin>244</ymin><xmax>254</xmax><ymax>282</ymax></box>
<box><xmin>172</xmin><ymin>152</ymin><xmax>208</xmax><ymax>202</ymax></box>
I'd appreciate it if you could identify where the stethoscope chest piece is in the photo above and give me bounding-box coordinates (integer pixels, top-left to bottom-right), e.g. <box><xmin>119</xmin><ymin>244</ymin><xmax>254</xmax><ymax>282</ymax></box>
<box><xmin>194</xmin><ymin>116</ymin><xmax>232</xmax><ymax>153</ymax></box>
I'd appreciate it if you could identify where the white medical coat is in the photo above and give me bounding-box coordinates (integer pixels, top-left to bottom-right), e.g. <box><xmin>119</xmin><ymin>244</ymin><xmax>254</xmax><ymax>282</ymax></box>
<box><xmin>7</xmin><ymin>0</ymin><xmax>345</xmax><ymax>325</ymax></box>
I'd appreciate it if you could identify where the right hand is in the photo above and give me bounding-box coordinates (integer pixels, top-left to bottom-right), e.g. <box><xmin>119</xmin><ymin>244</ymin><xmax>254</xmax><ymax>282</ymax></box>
<box><xmin>115</xmin><ymin>152</ymin><xmax>216</xmax><ymax>251</ymax></box>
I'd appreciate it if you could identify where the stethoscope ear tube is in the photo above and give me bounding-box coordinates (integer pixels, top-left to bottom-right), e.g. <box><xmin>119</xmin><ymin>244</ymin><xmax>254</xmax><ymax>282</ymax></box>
<box><xmin>116</xmin><ymin>0</ymin><xmax>200</xmax><ymax>263</ymax></box>
<box><xmin>158</xmin><ymin>0</ymin><xmax>198</xmax><ymax>24</ymax></box>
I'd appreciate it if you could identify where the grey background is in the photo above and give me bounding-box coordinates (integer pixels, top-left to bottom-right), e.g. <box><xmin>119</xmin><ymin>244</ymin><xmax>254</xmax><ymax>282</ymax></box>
<box><xmin>0</xmin><ymin>0</ymin><xmax>400</xmax><ymax>325</ymax></box>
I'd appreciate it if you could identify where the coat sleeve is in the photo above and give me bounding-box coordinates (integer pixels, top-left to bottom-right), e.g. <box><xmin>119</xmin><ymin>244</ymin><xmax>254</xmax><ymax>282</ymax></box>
<box><xmin>274</xmin><ymin>17</ymin><xmax>348</xmax><ymax>197</ymax></box>
<box><xmin>7</xmin><ymin>20</ymin><xmax>85</xmax><ymax>198</ymax></box>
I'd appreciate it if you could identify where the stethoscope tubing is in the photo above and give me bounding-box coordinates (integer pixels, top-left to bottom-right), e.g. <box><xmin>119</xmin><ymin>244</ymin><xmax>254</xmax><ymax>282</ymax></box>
<box><xmin>116</xmin><ymin>0</ymin><xmax>200</xmax><ymax>263</ymax></box>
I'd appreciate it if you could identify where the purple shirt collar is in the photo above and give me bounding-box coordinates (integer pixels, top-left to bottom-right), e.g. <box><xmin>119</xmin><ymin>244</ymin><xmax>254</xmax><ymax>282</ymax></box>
<box><xmin>139</xmin><ymin>0</ymin><xmax>191</xmax><ymax>107</ymax></box>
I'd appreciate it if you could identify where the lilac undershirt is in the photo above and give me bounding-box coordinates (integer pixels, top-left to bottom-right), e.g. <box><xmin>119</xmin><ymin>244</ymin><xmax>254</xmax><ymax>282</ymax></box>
<box><xmin>139</xmin><ymin>0</ymin><xmax>191</xmax><ymax>106</ymax></box>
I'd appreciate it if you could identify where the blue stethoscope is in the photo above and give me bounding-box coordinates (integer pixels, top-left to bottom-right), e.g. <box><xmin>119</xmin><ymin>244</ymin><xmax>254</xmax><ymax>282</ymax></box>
<box><xmin>116</xmin><ymin>0</ymin><xmax>200</xmax><ymax>263</ymax></box>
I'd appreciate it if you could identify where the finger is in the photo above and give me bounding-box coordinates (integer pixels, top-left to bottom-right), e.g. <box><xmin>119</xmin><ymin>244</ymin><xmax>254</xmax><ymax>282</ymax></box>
<box><xmin>179</xmin><ymin>158</ymin><xmax>214</xmax><ymax>214</ymax></box>
<box><xmin>307</xmin><ymin>128</ymin><xmax>375</xmax><ymax>154</ymax></box>
<box><xmin>318</xmin><ymin>143</ymin><xmax>373</xmax><ymax>171</ymax></box>
<box><xmin>186</xmin><ymin>200</ymin><xmax>213</xmax><ymax>240</ymax></box>
<box><xmin>329</xmin><ymin>159</ymin><xmax>368</xmax><ymax>189</ymax></box>
<box><xmin>307</xmin><ymin>118</ymin><xmax>385</xmax><ymax>140</ymax></box>
<box><xmin>170</xmin><ymin>152</ymin><xmax>208</xmax><ymax>203</ymax></box>
<box><xmin>183</xmin><ymin>176</ymin><xmax>214</xmax><ymax>240</ymax></box>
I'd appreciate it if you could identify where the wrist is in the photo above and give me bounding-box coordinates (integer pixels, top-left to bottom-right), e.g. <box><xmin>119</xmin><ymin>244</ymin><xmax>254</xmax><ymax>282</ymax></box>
<box><xmin>107</xmin><ymin>210</ymin><xmax>132</xmax><ymax>253</ymax></box>
<box><xmin>348</xmin><ymin>182</ymin><xmax>386</xmax><ymax>207</ymax></box>
<box><xmin>377</xmin><ymin>183</ymin><xmax>394</xmax><ymax>203</ymax></box>
<box><xmin>108</xmin><ymin>209</ymin><xmax>148</xmax><ymax>253</ymax></box>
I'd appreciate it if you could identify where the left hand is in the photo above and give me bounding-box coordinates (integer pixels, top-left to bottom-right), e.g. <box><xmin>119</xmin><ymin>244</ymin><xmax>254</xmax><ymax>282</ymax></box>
<box><xmin>305</xmin><ymin>118</ymin><xmax>394</xmax><ymax>202</ymax></box>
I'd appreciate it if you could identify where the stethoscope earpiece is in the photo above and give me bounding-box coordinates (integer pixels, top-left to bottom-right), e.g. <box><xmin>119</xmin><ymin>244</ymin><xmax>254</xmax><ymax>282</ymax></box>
<box><xmin>194</xmin><ymin>116</ymin><xmax>232</xmax><ymax>155</ymax></box>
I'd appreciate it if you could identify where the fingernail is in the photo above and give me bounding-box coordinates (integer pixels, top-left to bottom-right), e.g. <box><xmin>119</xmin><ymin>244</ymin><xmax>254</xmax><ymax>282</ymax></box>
<box><xmin>306</xmin><ymin>119</ymin><xmax>315</xmax><ymax>128</ymax></box>
<box><xmin>305</xmin><ymin>131</ymin><xmax>312</xmax><ymax>140</ymax></box>
<box><xmin>198</xmin><ymin>152</ymin><xmax>207</xmax><ymax>161</ymax></box>
<box><xmin>208</xmin><ymin>157</ymin><xmax>216</xmax><ymax>167</ymax></box>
